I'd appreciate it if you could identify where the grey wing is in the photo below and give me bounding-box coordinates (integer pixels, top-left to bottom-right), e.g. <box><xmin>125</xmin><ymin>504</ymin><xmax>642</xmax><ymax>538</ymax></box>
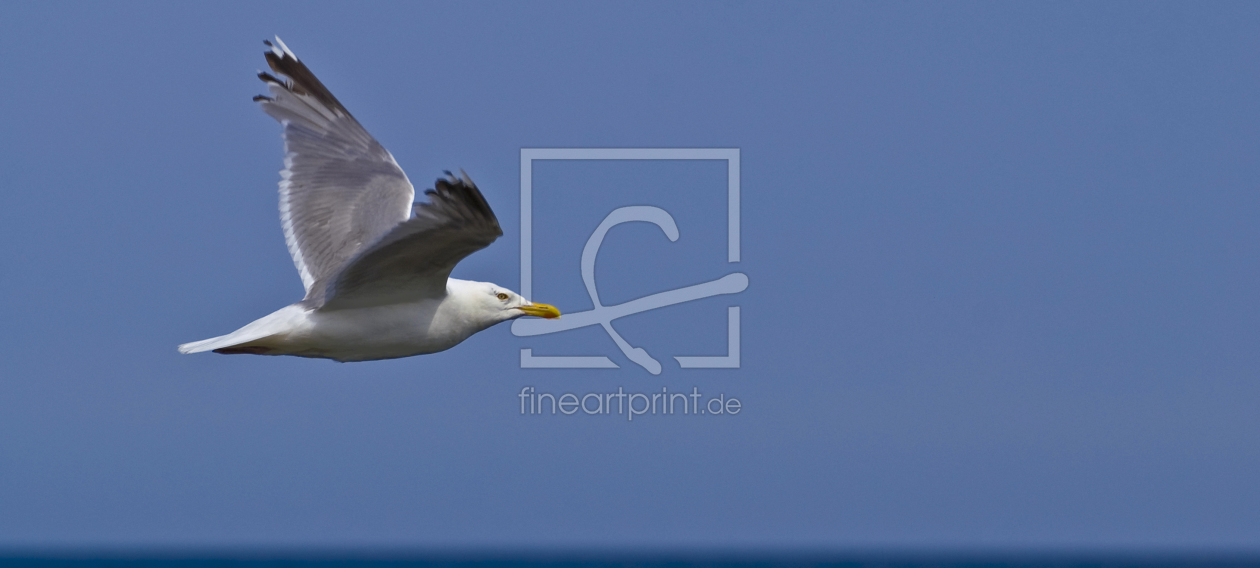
<box><xmin>310</xmin><ymin>172</ymin><xmax>503</xmax><ymax>310</ymax></box>
<box><xmin>253</xmin><ymin>37</ymin><xmax>414</xmax><ymax>294</ymax></box>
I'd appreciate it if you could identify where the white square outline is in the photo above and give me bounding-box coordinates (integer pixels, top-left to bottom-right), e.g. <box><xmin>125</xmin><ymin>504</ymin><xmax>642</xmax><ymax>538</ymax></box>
<box><xmin>516</xmin><ymin>148</ymin><xmax>741</xmax><ymax>370</ymax></box>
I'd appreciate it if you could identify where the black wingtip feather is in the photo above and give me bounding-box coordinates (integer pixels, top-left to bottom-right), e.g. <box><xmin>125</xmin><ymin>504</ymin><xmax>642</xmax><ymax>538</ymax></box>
<box><xmin>426</xmin><ymin>171</ymin><xmax>498</xmax><ymax>230</ymax></box>
<box><xmin>257</xmin><ymin>39</ymin><xmax>352</xmax><ymax>118</ymax></box>
<box><xmin>258</xmin><ymin>71</ymin><xmax>283</xmax><ymax>85</ymax></box>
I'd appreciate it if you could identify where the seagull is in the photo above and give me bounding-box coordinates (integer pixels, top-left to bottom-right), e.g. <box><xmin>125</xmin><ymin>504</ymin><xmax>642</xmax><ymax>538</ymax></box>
<box><xmin>178</xmin><ymin>38</ymin><xmax>560</xmax><ymax>362</ymax></box>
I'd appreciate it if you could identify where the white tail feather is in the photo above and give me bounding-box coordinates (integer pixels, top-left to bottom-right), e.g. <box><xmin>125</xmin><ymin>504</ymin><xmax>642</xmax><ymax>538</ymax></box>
<box><xmin>178</xmin><ymin>305</ymin><xmax>305</xmax><ymax>354</ymax></box>
<box><xmin>178</xmin><ymin>333</ymin><xmax>255</xmax><ymax>354</ymax></box>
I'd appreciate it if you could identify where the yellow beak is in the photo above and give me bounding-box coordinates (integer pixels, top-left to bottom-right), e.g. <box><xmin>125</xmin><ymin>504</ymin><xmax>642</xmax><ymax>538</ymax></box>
<box><xmin>518</xmin><ymin>302</ymin><xmax>561</xmax><ymax>319</ymax></box>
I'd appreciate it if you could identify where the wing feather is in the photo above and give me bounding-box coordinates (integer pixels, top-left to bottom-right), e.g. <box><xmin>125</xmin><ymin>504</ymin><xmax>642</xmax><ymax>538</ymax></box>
<box><xmin>311</xmin><ymin>172</ymin><xmax>503</xmax><ymax>310</ymax></box>
<box><xmin>254</xmin><ymin>37</ymin><xmax>414</xmax><ymax>292</ymax></box>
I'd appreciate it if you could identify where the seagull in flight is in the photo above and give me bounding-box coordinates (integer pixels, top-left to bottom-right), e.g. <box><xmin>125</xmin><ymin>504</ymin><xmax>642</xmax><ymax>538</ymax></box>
<box><xmin>179</xmin><ymin>38</ymin><xmax>560</xmax><ymax>362</ymax></box>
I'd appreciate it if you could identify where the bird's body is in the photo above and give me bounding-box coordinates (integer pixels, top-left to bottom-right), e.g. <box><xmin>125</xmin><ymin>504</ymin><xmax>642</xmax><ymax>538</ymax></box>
<box><xmin>179</xmin><ymin>38</ymin><xmax>558</xmax><ymax>362</ymax></box>
<box><xmin>181</xmin><ymin>279</ymin><xmax>521</xmax><ymax>362</ymax></box>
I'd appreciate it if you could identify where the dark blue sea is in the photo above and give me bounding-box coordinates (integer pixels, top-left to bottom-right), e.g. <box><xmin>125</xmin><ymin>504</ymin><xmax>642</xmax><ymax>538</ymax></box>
<box><xmin>1</xmin><ymin>554</ymin><xmax>1259</xmax><ymax>568</ymax></box>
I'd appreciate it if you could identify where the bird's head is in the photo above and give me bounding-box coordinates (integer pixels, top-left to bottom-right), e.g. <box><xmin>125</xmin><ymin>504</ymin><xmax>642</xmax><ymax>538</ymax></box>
<box><xmin>472</xmin><ymin>282</ymin><xmax>561</xmax><ymax>323</ymax></box>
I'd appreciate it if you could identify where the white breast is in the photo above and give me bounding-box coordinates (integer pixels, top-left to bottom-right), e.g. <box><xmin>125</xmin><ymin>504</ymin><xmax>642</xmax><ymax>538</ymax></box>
<box><xmin>254</xmin><ymin>294</ymin><xmax>476</xmax><ymax>362</ymax></box>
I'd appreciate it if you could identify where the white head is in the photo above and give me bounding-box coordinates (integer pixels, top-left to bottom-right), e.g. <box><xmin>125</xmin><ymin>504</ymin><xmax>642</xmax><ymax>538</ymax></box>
<box><xmin>453</xmin><ymin>280</ymin><xmax>561</xmax><ymax>327</ymax></box>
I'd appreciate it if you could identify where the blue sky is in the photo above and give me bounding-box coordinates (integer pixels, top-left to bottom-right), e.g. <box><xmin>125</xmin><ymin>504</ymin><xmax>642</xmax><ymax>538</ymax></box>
<box><xmin>1</xmin><ymin>0</ymin><xmax>1259</xmax><ymax>553</ymax></box>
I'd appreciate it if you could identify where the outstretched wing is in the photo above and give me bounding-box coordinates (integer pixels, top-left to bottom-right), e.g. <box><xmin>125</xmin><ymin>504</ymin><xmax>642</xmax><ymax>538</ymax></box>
<box><xmin>253</xmin><ymin>37</ymin><xmax>415</xmax><ymax>294</ymax></box>
<box><xmin>308</xmin><ymin>172</ymin><xmax>503</xmax><ymax>310</ymax></box>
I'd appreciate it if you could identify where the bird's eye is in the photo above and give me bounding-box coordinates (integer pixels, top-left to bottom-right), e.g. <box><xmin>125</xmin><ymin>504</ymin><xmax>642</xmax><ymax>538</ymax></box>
<box><xmin>497</xmin><ymin>293</ymin><xmax>509</xmax><ymax>301</ymax></box>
